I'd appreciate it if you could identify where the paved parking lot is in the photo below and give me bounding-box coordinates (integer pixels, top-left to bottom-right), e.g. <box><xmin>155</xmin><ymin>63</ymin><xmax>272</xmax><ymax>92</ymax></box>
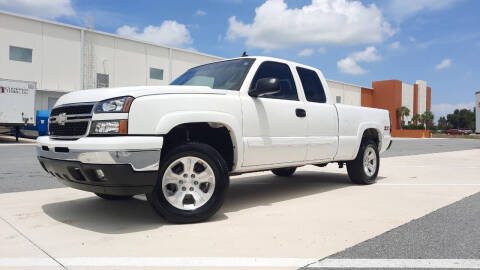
<box><xmin>0</xmin><ymin>137</ymin><xmax>479</xmax><ymax>269</ymax></box>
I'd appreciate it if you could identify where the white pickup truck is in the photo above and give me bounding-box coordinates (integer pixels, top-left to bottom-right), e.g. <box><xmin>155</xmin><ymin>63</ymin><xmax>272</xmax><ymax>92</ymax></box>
<box><xmin>37</xmin><ymin>56</ymin><xmax>392</xmax><ymax>223</ymax></box>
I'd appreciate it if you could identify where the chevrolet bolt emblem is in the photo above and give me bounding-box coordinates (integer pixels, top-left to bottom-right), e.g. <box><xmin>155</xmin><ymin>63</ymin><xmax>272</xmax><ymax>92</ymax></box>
<box><xmin>56</xmin><ymin>113</ymin><xmax>67</xmax><ymax>126</ymax></box>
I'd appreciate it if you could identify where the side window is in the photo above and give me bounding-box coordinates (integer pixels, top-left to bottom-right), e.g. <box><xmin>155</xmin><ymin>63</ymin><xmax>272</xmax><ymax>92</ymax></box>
<box><xmin>296</xmin><ymin>67</ymin><xmax>326</xmax><ymax>103</ymax></box>
<box><xmin>250</xmin><ymin>61</ymin><xmax>298</xmax><ymax>101</ymax></box>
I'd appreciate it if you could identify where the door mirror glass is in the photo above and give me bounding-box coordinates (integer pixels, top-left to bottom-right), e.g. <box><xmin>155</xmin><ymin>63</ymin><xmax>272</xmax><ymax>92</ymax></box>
<box><xmin>249</xmin><ymin>77</ymin><xmax>280</xmax><ymax>97</ymax></box>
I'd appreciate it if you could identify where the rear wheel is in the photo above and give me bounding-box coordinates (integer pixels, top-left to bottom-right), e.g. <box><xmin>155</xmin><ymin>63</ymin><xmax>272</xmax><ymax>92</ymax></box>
<box><xmin>271</xmin><ymin>167</ymin><xmax>296</xmax><ymax>177</ymax></box>
<box><xmin>95</xmin><ymin>193</ymin><xmax>133</xmax><ymax>200</ymax></box>
<box><xmin>346</xmin><ymin>139</ymin><xmax>379</xmax><ymax>185</ymax></box>
<box><xmin>147</xmin><ymin>142</ymin><xmax>229</xmax><ymax>223</ymax></box>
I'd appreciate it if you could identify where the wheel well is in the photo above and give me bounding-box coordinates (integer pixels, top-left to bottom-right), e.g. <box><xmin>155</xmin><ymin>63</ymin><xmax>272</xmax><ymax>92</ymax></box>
<box><xmin>161</xmin><ymin>123</ymin><xmax>235</xmax><ymax>171</ymax></box>
<box><xmin>362</xmin><ymin>128</ymin><xmax>380</xmax><ymax>146</ymax></box>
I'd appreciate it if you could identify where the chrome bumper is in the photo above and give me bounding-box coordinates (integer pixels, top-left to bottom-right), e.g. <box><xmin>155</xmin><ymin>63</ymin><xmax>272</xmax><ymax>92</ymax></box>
<box><xmin>36</xmin><ymin>136</ymin><xmax>163</xmax><ymax>172</ymax></box>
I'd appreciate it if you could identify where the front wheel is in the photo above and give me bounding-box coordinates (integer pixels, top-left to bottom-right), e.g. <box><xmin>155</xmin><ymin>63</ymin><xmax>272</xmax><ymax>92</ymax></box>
<box><xmin>346</xmin><ymin>139</ymin><xmax>379</xmax><ymax>185</ymax></box>
<box><xmin>147</xmin><ymin>142</ymin><xmax>229</xmax><ymax>223</ymax></box>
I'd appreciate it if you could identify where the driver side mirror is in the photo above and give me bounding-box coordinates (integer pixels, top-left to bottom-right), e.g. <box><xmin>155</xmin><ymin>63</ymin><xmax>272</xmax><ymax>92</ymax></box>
<box><xmin>249</xmin><ymin>77</ymin><xmax>280</xmax><ymax>97</ymax></box>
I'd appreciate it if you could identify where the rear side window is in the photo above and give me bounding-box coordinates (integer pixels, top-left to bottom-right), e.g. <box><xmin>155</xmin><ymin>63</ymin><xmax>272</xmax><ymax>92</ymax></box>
<box><xmin>250</xmin><ymin>61</ymin><xmax>298</xmax><ymax>101</ymax></box>
<box><xmin>296</xmin><ymin>67</ymin><xmax>326</xmax><ymax>103</ymax></box>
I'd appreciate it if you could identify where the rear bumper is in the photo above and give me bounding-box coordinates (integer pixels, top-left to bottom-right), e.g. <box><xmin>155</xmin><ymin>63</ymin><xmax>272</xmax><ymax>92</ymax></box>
<box><xmin>38</xmin><ymin>157</ymin><xmax>156</xmax><ymax>195</ymax></box>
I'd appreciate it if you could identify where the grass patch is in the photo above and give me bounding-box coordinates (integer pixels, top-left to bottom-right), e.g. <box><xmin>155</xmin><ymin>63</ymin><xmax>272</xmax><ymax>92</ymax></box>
<box><xmin>432</xmin><ymin>134</ymin><xmax>480</xmax><ymax>139</ymax></box>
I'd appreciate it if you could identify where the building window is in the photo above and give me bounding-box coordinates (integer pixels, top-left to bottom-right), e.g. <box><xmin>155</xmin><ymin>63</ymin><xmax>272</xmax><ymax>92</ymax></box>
<box><xmin>9</xmin><ymin>46</ymin><xmax>32</xmax><ymax>62</ymax></box>
<box><xmin>150</xmin><ymin>68</ymin><xmax>164</xmax><ymax>80</ymax></box>
<box><xmin>97</xmin><ymin>73</ymin><xmax>109</xmax><ymax>88</ymax></box>
<box><xmin>336</xmin><ymin>96</ymin><xmax>342</xmax><ymax>103</ymax></box>
<box><xmin>47</xmin><ymin>97</ymin><xmax>58</xmax><ymax>110</ymax></box>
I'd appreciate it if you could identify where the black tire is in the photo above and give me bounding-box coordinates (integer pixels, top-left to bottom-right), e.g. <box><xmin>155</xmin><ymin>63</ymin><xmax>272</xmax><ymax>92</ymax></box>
<box><xmin>346</xmin><ymin>139</ymin><xmax>379</xmax><ymax>185</ymax></box>
<box><xmin>146</xmin><ymin>142</ymin><xmax>229</xmax><ymax>223</ymax></box>
<box><xmin>95</xmin><ymin>193</ymin><xmax>133</xmax><ymax>200</ymax></box>
<box><xmin>271</xmin><ymin>167</ymin><xmax>296</xmax><ymax>177</ymax></box>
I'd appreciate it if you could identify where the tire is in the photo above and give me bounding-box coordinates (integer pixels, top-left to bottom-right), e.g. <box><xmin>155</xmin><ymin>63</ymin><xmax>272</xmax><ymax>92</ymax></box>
<box><xmin>271</xmin><ymin>167</ymin><xmax>296</xmax><ymax>177</ymax></box>
<box><xmin>95</xmin><ymin>193</ymin><xmax>133</xmax><ymax>200</ymax></box>
<box><xmin>146</xmin><ymin>142</ymin><xmax>229</xmax><ymax>223</ymax></box>
<box><xmin>346</xmin><ymin>139</ymin><xmax>379</xmax><ymax>185</ymax></box>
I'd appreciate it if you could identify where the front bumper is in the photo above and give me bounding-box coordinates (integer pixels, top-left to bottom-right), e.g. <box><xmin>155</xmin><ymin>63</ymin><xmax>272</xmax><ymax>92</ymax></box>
<box><xmin>37</xmin><ymin>136</ymin><xmax>163</xmax><ymax>171</ymax></box>
<box><xmin>36</xmin><ymin>136</ymin><xmax>163</xmax><ymax>195</ymax></box>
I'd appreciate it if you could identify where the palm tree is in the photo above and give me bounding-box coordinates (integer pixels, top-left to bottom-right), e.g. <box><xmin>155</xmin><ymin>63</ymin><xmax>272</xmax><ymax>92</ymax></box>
<box><xmin>396</xmin><ymin>106</ymin><xmax>410</xmax><ymax>129</ymax></box>
<box><xmin>412</xmin><ymin>113</ymin><xmax>421</xmax><ymax>126</ymax></box>
<box><xmin>420</xmin><ymin>110</ymin><xmax>434</xmax><ymax>130</ymax></box>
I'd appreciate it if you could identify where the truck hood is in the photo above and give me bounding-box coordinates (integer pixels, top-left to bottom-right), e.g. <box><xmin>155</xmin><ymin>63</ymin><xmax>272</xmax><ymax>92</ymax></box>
<box><xmin>55</xmin><ymin>85</ymin><xmax>222</xmax><ymax>106</ymax></box>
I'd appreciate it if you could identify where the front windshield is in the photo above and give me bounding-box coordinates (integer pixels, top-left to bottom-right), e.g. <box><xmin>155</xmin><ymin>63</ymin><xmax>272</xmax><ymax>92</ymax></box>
<box><xmin>170</xmin><ymin>58</ymin><xmax>255</xmax><ymax>91</ymax></box>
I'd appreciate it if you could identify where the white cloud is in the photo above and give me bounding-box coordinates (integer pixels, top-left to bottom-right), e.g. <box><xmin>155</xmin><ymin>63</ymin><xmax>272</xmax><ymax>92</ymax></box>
<box><xmin>431</xmin><ymin>102</ymin><xmax>475</xmax><ymax>120</ymax></box>
<box><xmin>337</xmin><ymin>58</ymin><xmax>366</xmax><ymax>75</ymax></box>
<box><xmin>195</xmin><ymin>10</ymin><xmax>207</xmax><ymax>16</ymax></box>
<box><xmin>389</xmin><ymin>41</ymin><xmax>400</xmax><ymax>49</ymax></box>
<box><xmin>337</xmin><ymin>46</ymin><xmax>380</xmax><ymax>75</ymax></box>
<box><xmin>435</xmin><ymin>58</ymin><xmax>451</xmax><ymax>70</ymax></box>
<box><xmin>317</xmin><ymin>47</ymin><xmax>327</xmax><ymax>54</ymax></box>
<box><xmin>351</xmin><ymin>46</ymin><xmax>381</xmax><ymax>62</ymax></box>
<box><xmin>298</xmin><ymin>48</ymin><xmax>314</xmax><ymax>57</ymax></box>
<box><xmin>116</xmin><ymin>21</ymin><xmax>192</xmax><ymax>48</ymax></box>
<box><xmin>0</xmin><ymin>0</ymin><xmax>75</xmax><ymax>19</ymax></box>
<box><xmin>409</xmin><ymin>36</ymin><xmax>416</xmax><ymax>42</ymax></box>
<box><xmin>226</xmin><ymin>0</ymin><xmax>394</xmax><ymax>50</ymax></box>
<box><xmin>386</xmin><ymin>0</ymin><xmax>457</xmax><ymax>22</ymax></box>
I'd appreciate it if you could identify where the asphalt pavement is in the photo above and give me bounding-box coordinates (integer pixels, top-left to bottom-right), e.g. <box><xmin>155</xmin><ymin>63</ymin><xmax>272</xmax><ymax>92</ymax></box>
<box><xmin>305</xmin><ymin>192</ymin><xmax>480</xmax><ymax>269</ymax></box>
<box><xmin>1</xmin><ymin>137</ymin><xmax>480</xmax><ymax>194</ymax></box>
<box><xmin>382</xmin><ymin>137</ymin><xmax>480</xmax><ymax>157</ymax></box>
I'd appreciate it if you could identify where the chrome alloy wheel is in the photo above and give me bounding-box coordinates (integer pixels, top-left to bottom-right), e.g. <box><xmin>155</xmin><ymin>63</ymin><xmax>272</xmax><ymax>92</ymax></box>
<box><xmin>161</xmin><ymin>156</ymin><xmax>216</xmax><ymax>211</ymax></box>
<box><xmin>363</xmin><ymin>146</ymin><xmax>377</xmax><ymax>177</ymax></box>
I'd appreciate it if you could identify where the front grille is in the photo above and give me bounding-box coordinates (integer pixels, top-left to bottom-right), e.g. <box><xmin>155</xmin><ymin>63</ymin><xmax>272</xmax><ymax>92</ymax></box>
<box><xmin>49</xmin><ymin>122</ymin><xmax>89</xmax><ymax>137</ymax></box>
<box><xmin>49</xmin><ymin>103</ymin><xmax>94</xmax><ymax>137</ymax></box>
<box><xmin>51</xmin><ymin>104</ymin><xmax>93</xmax><ymax>116</ymax></box>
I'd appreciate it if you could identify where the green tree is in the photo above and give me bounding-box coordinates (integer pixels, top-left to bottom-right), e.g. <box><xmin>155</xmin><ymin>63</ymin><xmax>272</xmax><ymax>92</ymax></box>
<box><xmin>437</xmin><ymin>116</ymin><xmax>448</xmax><ymax>130</ymax></box>
<box><xmin>412</xmin><ymin>113</ymin><xmax>421</xmax><ymax>126</ymax></box>
<box><xmin>420</xmin><ymin>110</ymin><xmax>434</xmax><ymax>130</ymax></box>
<box><xmin>446</xmin><ymin>108</ymin><xmax>475</xmax><ymax>130</ymax></box>
<box><xmin>396</xmin><ymin>106</ymin><xmax>410</xmax><ymax>129</ymax></box>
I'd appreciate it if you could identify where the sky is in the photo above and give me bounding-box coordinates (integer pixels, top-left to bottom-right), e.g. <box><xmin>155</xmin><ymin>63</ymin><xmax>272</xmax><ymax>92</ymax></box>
<box><xmin>0</xmin><ymin>0</ymin><xmax>479</xmax><ymax>119</ymax></box>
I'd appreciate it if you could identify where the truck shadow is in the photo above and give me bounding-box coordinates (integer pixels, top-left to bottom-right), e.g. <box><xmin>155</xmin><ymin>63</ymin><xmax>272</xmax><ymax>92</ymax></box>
<box><xmin>42</xmin><ymin>195</ymin><xmax>163</xmax><ymax>234</ymax></box>
<box><xmin>42</xmin><ymin>170</ymin><xmax>385</xmax><ymax>234</ymax></box>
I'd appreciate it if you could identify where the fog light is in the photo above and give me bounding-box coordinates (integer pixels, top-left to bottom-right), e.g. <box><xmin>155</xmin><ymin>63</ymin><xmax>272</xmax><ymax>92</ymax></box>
<box><xmin>95</xmin><ymin>169</ymin><xmax>105</xmax><ymax>180</ymax></box>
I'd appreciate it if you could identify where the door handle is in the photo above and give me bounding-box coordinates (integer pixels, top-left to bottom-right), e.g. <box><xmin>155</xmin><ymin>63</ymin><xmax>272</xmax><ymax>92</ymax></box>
<box><xmin>295</xmin><ymin>108</ymin><xmax>306</xmax><ymax>118</ymax></box>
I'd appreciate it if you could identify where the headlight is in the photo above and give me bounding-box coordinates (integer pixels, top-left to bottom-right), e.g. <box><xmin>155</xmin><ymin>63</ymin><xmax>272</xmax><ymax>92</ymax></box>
<box><xmin>95</xmin><ymin>96</ymin><xmax>134</xmax><ymax>113</ymax></box>
<box><xmin>90</xmin><ymin>120</ymin><xmax>128</xmax><ymax>134</ymax></box>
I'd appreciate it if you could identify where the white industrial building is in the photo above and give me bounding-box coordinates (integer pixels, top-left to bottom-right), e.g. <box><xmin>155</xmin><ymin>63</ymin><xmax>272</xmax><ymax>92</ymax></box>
<box><xmin>0</xmin><ymin>10</ymin><xmax>222</xmax><ymax>112</ymax></box>
<box><xmin>1</xmin><ymin>9</ymin><xmax>421</xmax><ymax>121</ymax></box>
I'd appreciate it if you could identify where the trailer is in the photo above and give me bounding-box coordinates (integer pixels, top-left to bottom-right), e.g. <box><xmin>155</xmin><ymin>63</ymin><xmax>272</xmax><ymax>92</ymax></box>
<box><xmin>0</xmin><ymin>79</ymin><xmax>36</xmax><ymax>141</ymax></box>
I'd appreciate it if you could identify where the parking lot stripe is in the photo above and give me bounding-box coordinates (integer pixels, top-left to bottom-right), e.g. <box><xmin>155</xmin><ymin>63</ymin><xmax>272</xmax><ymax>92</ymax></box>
<box><xmin>0</xmin><ymin>143</ymin><xmax>36</xmax><ymax>146</ymax></box>
<box><xmin>0</xmin><ymin>257</ymin><xmax>317</xmax><ymax>267</ymax></box>
<box><xmin>378</xmin><ymin>183</ymin><xmax>480</xmax><ymax>186</ymax></box>
<box><xmin>0</xmin><ymin>258</ymin><xmax>57</xmax><ymax>267</ymax></box>
<box><xmin>306</xmin><ymin>259</ymin><xmax>480</xmax><ymax>268</ymax></box>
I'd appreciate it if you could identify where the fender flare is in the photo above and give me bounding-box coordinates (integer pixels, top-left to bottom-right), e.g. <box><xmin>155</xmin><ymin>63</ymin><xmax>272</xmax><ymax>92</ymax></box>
<box><xmin>155</xmin><ymin>111</ymin><xmax>243</xmax><ymax>170</ymax></box>
<box><xmin>351</xmin><ymin>123</ymin><xmax>384</xmax><ymax>159</ymax></box>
